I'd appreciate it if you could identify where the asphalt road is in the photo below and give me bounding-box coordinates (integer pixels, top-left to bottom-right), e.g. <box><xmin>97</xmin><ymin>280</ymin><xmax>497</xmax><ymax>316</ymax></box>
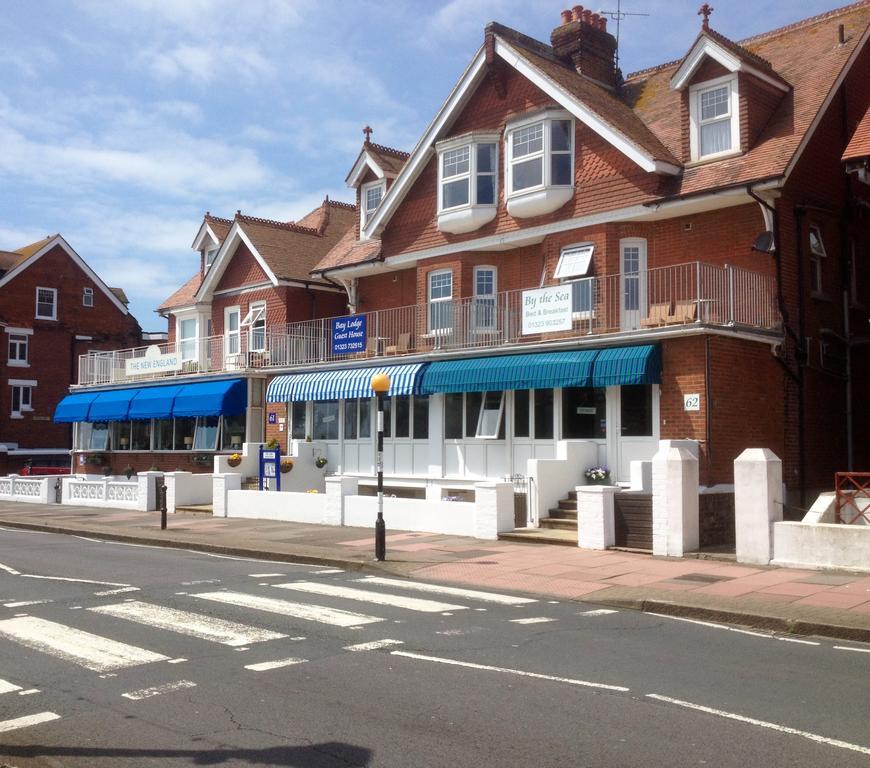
<box><xmin>0</xmin><ymin>527</ymin><xmax>867</xmax><ymax>768</ymax></box>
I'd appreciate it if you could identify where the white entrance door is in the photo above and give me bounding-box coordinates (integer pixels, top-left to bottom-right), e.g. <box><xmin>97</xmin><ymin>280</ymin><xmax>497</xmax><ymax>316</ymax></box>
<box><xmin>608</xmin><ymin>384</ymin><xmax>660</xmax><ymax>482</ymax></box>
<box><xmin>620</xmin><ymin>238</ymin><xmax>647</xmax><ymax>331</ymax></box>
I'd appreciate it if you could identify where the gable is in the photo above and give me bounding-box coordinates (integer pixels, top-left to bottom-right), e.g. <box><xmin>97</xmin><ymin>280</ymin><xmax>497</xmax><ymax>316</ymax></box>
<box><xmin>215</xmin><ymin>239</ymin><xmax>273</xmax><ymax>291</ymax></box>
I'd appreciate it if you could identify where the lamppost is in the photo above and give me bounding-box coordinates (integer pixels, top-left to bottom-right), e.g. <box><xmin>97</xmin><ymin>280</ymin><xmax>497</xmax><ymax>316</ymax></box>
<box><xmin>370</xmin><ymin>372</ymin><xmax>390</xmax><ymax>561</ymax></box>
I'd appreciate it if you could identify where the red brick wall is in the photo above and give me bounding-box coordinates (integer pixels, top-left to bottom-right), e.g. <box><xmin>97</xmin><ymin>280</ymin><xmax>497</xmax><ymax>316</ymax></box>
<box><xmin>215</xmin><ymin>241</ymin><xmax>269</xmax><ymax>290</ymax></box>
<box><xmin>0</xmin><ymin>244</ymin><xmax>141</xmax><ymax>450</ymax></box>
<box><xmin>740</xmin><ymin>73</ymin><xmax>786</xmax><ymax>152</ymax></box>
<box><xmin>71</xmin><ymin>451</ymin><xmax>218</xmax><ymax>475</ymax></box>
<box><xmin>265</xmin><ymin>402</ymin><xmax>288</xmax><ymax>451</ymax></box>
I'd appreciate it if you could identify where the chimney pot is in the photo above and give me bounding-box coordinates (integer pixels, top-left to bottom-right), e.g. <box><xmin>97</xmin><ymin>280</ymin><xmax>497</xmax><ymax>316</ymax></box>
<box><xmin>560</xmin><ymin>9</ymin><xmax>573</xmax><ymax>24</ymax></box>
<box><xmin>582</xmin><ymin>9</ymin><xmax>592</xmax><ymax>24</ymax></box>
<box><xmin>598</xmin><ymin>16</ymin><xmax>607</xmax><ymax>31</ymax></box>
<box><xmin>590</xmin><ymin>13</ymin><xmax>600</xmax><ymax>27</ymax></box>
<box><xmin>572</xmin><ymin>5</ymin><xmax>583</xmax><ymax>22</ymax></box>
<box><xmin>838</xmin><ymin>23</ymin><xmax>845</xmax><ymax>44</ymax></box>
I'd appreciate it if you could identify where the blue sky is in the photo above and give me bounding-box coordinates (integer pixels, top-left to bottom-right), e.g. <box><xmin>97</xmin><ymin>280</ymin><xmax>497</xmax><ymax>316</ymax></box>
<box><xmin>1</xmin><ymin>0</ymin><xmax>840</xmax><ymax>330</ymax></box>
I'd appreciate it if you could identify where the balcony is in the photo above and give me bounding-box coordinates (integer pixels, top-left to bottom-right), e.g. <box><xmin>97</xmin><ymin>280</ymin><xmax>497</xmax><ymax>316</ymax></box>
<box><xmin>78</xmin><ymin>262</ymin><xmax>780</xmax><ymax>387</ymax></box>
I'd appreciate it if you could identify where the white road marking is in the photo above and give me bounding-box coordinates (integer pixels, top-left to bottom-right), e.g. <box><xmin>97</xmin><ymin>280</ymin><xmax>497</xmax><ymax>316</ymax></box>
<box><xmin>167</xmin><ymin>658</ymin><xmax>187</xmax><ymax>664</ymax></box>
<box><xmin>834</xmin><ymin>645</ymin><xmax>870</xmax><ymax>654</ymax></box>
<box><xmin>0</xmin><ymin>679</ymin><xmax>22</xmax><ymax>694</ymax></box>
<box><xmin>645</xmin><ymin>694</ymin><xmax>870</xmax><ymax>756</ymax></box>
<box><xmin>69</xmin><ymin>606</ymin><xmax>82</xmax><ymax>610</ymax></box>
<box><xmin>73</xmin><ymin>535</ymin><xmax>102</xmax><ymax>543</ymax></box>
<box><xmin>649</xmin><ymin>613</ymin><xmax>773</xmax><ymax>638</ymax></box>
<box><xmin>3</xmin><ymin>600</ymin><xmax>52</xmax><ymax>608</ymax></box>
<box><xmin>249</xmin><ymin>573</ymin><xmax>285</xmax><ymax>578</ymax></box>
<box><xmin>0</xmin><ymin>712</ymin><xmax>60</xmax><ymax>733</ymax></box>
<box><xmin>314</xmin><ymin>569</ymin><xmax>345</xmax><ymax>574</ymax></box>
<box><xmin>580</xmin><ymin>609</ymin><xmax>618</xmax><ymax>617</ymax></box>
<box><xmin>0</xmin><ymin>616</ymin><xmax>167</xmax><ymax>672</ymax></box>
<box><xmin>234</xmin><ymin>647</ymin><xmax>250</xmax><ymax>652</ymax></box>
<box><xmin>357</xmin><ymin>576</ymin><xmax>536</xmax><ymax>605</ymax></box>
<box><xmin>93</xmin><ymin>587</ymin><xmax>139</xmax><ymax>597</ymax></box>
<box><xmin>22</xmin><ymin>575</ymin><xmax>130</xmax><ymax>587</ymax></box>
<box><xmin>181</xmin><ymin>579</ymin><xmax>220</xmax><ymax>586</ymax></box>
<box><xmin>777</xmin><ymin>637</ymin><xmax>819</xmax><ymax>646</ymax></box>
<box><xmin>344</xmin><ymin>639</ymin><xmax>404</xmax><ymax>652</ymax></box>
<box><xmin>245</xmin><ymin>657</ymin><xmax>307</xmax><ymax>672</ymax></box>
<box><xmin>122</xmin><ymin>680</ymin><xmax>197</xmax><ymax>701</ymax></box>
<box><xmin>392</xmin><ymin>651</ymin><xmax>629</xmax><ymax>692</ymax></box>
<box><xmin>436</xmin><ymin>629</ymin><xmax>466</xmax><ymax>636</ymax></box>
<box><xmin>275</xmin><ymin>581</ymin><xmax>466</xmax><ymax>613</ymax></box>
<box><xmin>0</xmin><ymin>562</ymin><xmax>21</xmax><ymax>575</ymax></box>
<box><xmin>510</xmin><ymin>617</ymin><xmax>555</xmax><ymax>625</ymax></box>
<box><xmin>90</xmin><ymin>601</ymin><xmax>286</xmax><ymax>647</ymax></box>
<box><xmin>18</xmin><ymin>688</ymin><xmax>40</xmax><ymax>695</ymax></box>
<box><xmin>194</xmin><ymin>591</ymin><xmax>383</xmax><ymax>627</ymax></box>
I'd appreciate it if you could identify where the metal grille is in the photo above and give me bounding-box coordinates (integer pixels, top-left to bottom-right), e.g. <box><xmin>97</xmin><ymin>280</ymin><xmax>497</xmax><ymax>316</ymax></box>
<box><xmin>835</xmin><ymin>472</ymin><xmax>870</xmax><ymax>524</ymax></box>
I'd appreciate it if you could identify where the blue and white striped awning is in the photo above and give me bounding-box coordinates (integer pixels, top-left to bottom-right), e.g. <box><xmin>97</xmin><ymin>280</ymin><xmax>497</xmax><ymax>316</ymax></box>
<box><xmin>267</xmin><ymin>363</ymin><xmax>428</xmax><ymax>402</ymax></box>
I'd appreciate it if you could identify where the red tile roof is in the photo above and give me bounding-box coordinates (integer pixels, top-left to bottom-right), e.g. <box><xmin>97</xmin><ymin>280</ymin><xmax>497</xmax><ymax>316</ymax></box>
<box><xmin>158</xmin><ymin>271</ymin><xmax>203</xmax><ymax>312</ymax></box>
<box><xmin>364</xmin><ymin>141</ymin><xmax>409</xmax><ymax>176</ymax></box>
<box><xmin>312</xmin><ymin>225</ymin><xmax>382</xmax><ymax>275</ymax></box>
<box><xmin>843</xmin><ymin>106</ymin><xmax>870</xmax><ymax>161</ymax></box>
<box><xmin>203</xmin><ymin>214</ymin><xmax>232</xmax><ymax>243</ymax></box>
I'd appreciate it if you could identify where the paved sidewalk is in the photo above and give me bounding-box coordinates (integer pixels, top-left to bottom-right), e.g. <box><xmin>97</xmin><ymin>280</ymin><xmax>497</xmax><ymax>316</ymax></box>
<box><xmin>1</xmin><ymin>500</ymin><xmax>868</xmax><ymax>642</ymax></box>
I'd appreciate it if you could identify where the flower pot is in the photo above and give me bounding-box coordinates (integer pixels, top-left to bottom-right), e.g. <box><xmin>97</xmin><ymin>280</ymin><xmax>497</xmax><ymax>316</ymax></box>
<box><xmin>586</xmin><ymin>475</ymin><xmax>611</xmax><ymax>486</ymax></box>
<box><xmin>280</xmin><ymin>461</ymin><xmax>294</xmax><ymax>474</ymax></box>
<box><xmin>227</xmin><ymin>458</ymin><xmax>242</xmax><ymax>468</ymax></box>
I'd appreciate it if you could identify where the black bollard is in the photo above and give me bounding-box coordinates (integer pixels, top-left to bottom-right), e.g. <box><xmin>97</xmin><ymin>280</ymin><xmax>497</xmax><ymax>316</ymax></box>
<box><xmin>160</xmin><ymin>483</ymin><xmax>167</xmax><ymax>530</ymax></box>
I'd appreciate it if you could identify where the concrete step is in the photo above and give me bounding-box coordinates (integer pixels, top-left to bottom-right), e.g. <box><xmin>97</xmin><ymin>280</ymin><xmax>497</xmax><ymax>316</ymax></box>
<box><xmin>547</xmin><ymin>508</ymin><xmax>577</xmax><ymax>520</ymax></box>
<box><xmin>558</xmin><ymin>498</ymin><xmax>578</xmax><ymax>511</ymax></box>
<box><xmin>539</xmin><ymin>517</ymin><xmax>578</xmax><ymax>531</ymax></box>
<box><xmin>498</xmin><ymin>528</ymin><xmax>576</xmax><ymax>546</ymax></box>
<box><xmin>174</xmin><ymin>505</ymin><xmax>213</xmax><ymax>516</ymax></box>
<box><xmin>567</xmin><ymin>490</ymin><xmax>578</xmax><ymax>501</ymax></box>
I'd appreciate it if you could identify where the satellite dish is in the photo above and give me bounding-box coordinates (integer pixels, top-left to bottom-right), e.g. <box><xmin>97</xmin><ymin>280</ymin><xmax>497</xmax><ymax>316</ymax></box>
<box><xmin>751</xmin><ymin>231</ymin><xmax>775</xmax><ymax>254</ymax></box>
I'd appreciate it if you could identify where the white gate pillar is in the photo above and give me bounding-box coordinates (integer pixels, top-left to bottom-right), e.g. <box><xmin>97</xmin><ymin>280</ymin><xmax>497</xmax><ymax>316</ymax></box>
<box><xmin>577</xmin><ymin>485</ymin><xmax>617</xmax><ymax>550</ymax></box>
<box><xmin>652</xmin><ymin>446</ymin><xmax>699</xmax><ymax>557</ymax></box>
<box><xmin>734</xmin><ymin>448</ymin><xmax>782</xmax><ymax>564</ymax></box>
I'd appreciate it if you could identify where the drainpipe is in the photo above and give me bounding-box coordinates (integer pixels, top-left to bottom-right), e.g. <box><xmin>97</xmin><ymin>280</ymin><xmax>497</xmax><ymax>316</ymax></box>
<box><xmin>704</xmin><ymin>335</ymin><xmax>712</xmax><ymax>486</ymax></box>
<box><xmin>843</xmin><ymin>291</ymin><xmax>853</xmax><ymax>469</ymax></box>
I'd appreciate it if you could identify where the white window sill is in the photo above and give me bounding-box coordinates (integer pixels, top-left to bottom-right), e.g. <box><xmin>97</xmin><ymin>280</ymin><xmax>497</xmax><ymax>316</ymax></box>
<box><xmin>685</xmin><ymin>149</ymin><xmax>743</xmax><ymax>167</ymax></box>
<box><xmin>437</xmin><ymin>205</ymin><xmax>497</xmax><ymax>234</ymax></box>
<box><xmin>7</xmin><ymin>360</ymin><xmax>29</xmax><ymax>368</ymax></box>
<box><xmin>10</xmin><ymin>413</ymin><xmax>24</xmax><ymax>419</ymax></box>
<box><xmin>507</xmin><ymin>186</ymin><xmax>573</xmax><ymax>219</ymax></box>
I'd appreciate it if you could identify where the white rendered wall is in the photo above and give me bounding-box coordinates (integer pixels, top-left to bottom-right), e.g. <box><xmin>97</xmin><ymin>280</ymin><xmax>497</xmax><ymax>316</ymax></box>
<box><xmin>226</xmin><ymin>489</ymin><xmax>327</xmax><ymax>522</ymax></box>
<box><xmin>344</xmin><ymin>495</ymin><xmax>476</xmax><ymax>536</ymax></box>
<box><xmin>527</xmin><ymin>441</ymin><xmax>599</xmax><ymax>526</ymax></box>
<box><xmin>0</xmin><ymin>476</ymin><xmax>54</xmax><ymax>504</ymax></box>
<box><xmin>773</xmin><ymin>522</ymin><xmax>870</xmax><ymax>572</ymax></box>
<box><xmin>164</xmin><ymin>471</ymin><xmax>213</xmax><ymax>512</ymax></box>
<box><xmin>733</xmin><ymin>448</ymin><xmax>782</xmax><ymax>564</ymax></box>
<box><xmin>651</xmin><ymin>445</ymin><xmax>699</xmax><ymax>557</ymax></box>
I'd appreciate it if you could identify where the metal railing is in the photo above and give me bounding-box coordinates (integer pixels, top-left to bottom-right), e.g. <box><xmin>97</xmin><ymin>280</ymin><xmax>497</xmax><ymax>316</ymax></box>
<box><xmin>834</xmin><ymin>472</ymin><xmax>870</xmax><ymax>524</ymax></box>
<box><xmin>78</xmin><ymin>262</ymin><xmax>780</xmax><ymax>386</ymax></box>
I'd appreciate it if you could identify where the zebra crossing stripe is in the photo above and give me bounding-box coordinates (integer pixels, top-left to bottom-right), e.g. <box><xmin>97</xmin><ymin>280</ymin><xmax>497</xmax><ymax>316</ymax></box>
<box><xmin>0</xmin><ymin>712</ymin><xmax>61</xmax><ymax>733</ymax></box>
<box><xmin>273</xmin><ymin>581</ymin><xmax>466</xmax><ymax>613</ymax></box>
<box><xmin>122</xmin><ymin>680</ymin><xmax>197</xmax><ymax>701</ymax></box>
<box><xmin>193</xmin><ymin>591</ymin><xmax>383</xmax><ymax>627</ymax></box>
<box><xmin>245</xmin><ymin>658</ymin><xmax>307</xmax><ymax>672</ymax></box>
<box><xmin>356</xmin><ymin>576</ymin><xmax>537</xmax><ymax>605</ymax></box>
<box><xmin>0</xmin><ymin>678</ymin><xmax>22</xmax><ymax>694</ymax></box>
<box><xmin>90</xmin><ymin>601</ymin><xmax>286</xmax><ymax>647</ymax></box>
<box><xmin>0</xmin><ymin>616</ymin><xmax>167</xmax><ymax>672</ymax></box>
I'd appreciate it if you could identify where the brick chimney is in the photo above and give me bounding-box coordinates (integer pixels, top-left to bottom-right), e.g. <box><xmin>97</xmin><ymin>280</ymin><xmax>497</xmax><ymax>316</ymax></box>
<box><xmin>550</xmin><ymin>5</ymin><xmax>618</xmax><ymax>88</ymax></box>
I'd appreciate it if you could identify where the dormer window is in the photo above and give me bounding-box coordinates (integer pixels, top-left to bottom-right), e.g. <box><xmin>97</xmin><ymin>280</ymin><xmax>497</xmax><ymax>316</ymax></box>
<box><xmin>436</xmin><ymin>133</ymin><xmax>498</xmax><ymax>234</ymax></box>
<box><xmin>204</xmin><ymin>246</ymin><xmax>218</xmax><ymax>270</ymax></box>
<box><xmin>361</xmin><ymin>180</ymin><xmax>385</xmax><ymax>229</ymax></box>
<box><xmin>689</xmin><ymin>75</ymin><xmax>740</xmax><ymax>162</ymax></box>
<box><xmin>505</xmin><ymin>110</ymin><xmax>574</xmax><ymax>219</ymax></box>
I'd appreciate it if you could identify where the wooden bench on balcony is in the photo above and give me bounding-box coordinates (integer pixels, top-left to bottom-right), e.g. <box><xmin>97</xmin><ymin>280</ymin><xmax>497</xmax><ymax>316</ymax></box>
<box><xmin>385</xmin><ymin>332</ymin><xmax>411</xmax><ymax>356</ymax></box>
<box><xmin>641</xmin><ymin>302</ymin><xmax>672</xmax><ymax>328</ymax></box>
<box><xmin>665</xmin><ymin>300</ymin><xmax>698</xmax><ymax>325</ymax></box>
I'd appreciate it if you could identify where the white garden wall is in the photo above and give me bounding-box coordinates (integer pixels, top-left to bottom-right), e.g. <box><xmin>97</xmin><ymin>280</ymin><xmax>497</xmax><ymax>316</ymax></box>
<box><xmin>0</xmin><ymin>475</ymin><xmax>55</xmax><ymax>504</ymax></box>
<box><xmin>344</xmin><ymin>495</ymin><xmax>476</xmax><ymax>536</ymax></box>
<box><xmin>164</xmin><ymin>471</ymin><xmax>213</xmax><ymax>512</ymax></box>
<box><xmin>226</xmin><ymin>489</ymin><xmax>327</xmax><ymax>522</ymax></box>
<box><xmin>527</xmin><ymin>440</ymin><xmax>599</xmax><ymax>526</ymax></box>
<box><xmin>773</xmin><ymin>521</ymin><xmax>870</xmax><ymax>572</ymax></box>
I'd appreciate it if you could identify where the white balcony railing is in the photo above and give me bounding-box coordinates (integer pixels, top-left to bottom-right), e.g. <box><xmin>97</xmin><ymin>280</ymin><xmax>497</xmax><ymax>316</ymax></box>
<box><xmin>78</xmin><ymin>262</ymin><xmax>780</xmax><ymax>386</ymax></box>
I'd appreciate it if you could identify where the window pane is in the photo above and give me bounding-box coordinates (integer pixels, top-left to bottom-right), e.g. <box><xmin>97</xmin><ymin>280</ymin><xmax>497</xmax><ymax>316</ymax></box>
<box><xmin>465</xmin><ymin>391</ymin><xmax>482</xmax><ymax>437</ymax></box>
<box><xmin>194</xmin><ymin>416</ymin><xmax>220</xmax><ymax>450</ymax></box>
<box><xmin>222</xmin><ymin>414</ymin><xmax>246</xmax><ymax>450</ymax></box>
<box><xmin>154</xmin><ymin>419</ymin><xmax>173</xmax><ymax>450</ymax></box>
<box><xmin>131</xmin><ymin>420</ymin><xmax>151</xmax><ymax>450</ymax></box>
<box><xmin>291</xmin><ymin>401</ymin><xmax>307</xmax><ymax>440</ymax></box>
<box><xmin>429</xmin><ymin>271</ymin><xmax>452</xmax><ymax>299</ymax></box>
<box><xmin>572</xmin><ymin>279</ymin><xmax>592</xmax><ymax>313</ymax></box>
<box><xmin>442</xmin><ymin>146</ymin><xmax>470</xmax><ymax>177</ymax></box>
<box><xmin>413</xmin><ymin>395</ymin><xmax>429</xmax><ymax>439</ymax></box>
<box><xmin>512</xmin><ymin>157</ymin><xmax>543</xmax><ymax>191</ymax></box>
<box><xmin>621</xmin><ymin>385</ymin><xmax>653</xmax><ymax>437</ymax></box>
<box><xmin>512</xmin><ymin>122</ymin><xmax>543</xmax><ymax>157</ymax></box>
<box><xmin>477</xmin><ymin>391</ymin><xmax>503</xmax><ymax>437</ymax></box>
<box><xmin>551</xmin><ymin>153</ymin><xmax>572</xmax><ymax>185</ymax></box>
<box><xmin>514</xmin><ymin>390</ymin><xmax>530</xmax><ymax>437</ymax></box>
<box><xmin>551</xmin><ymin>120</ymin><xmax>572</xmax><ymax>151</ymax></box>
<box><xmin>344</xmin><ymin>398</ymin><xmax>358</xmax><ymax>440</ymax></box>
<box><xmin>700</xmin><ymin>85</ymin><xmax>729</xmax><ymax>120</ymax></box>
<box><xmin>445</xmin><ymin>393</ymin><xmax>463</xmax><ymax>439</ymax></box>
<box><xmin>11</xmin><ymin>386</ymin><xmax>20</xmax><ymax>413</ymax></box>
<box><xmin>477</xmin><ymin>143</ymin><xmax>495</xmax><ymax>171</ymax></box>
<box><xmin>533</xmin><ymin>389</ymin><xmax>553</xmax><ymax>440</ymax></box>
<box><xmin>77</xmin><ymin>422</ymin><xmax>93</xmax><ymax>450</ymax></box>
<box><xmin>365</xmin><ymin>185</ymin><xmax>383</xmax><ymax>213</ymax></box>
<box><xmin>623</xmin><ymin>246</ymin><xmax>640</xmax><ymax>273</ymax></box>
<box><xmin>429</xmin><ymin>300</ymin><xmax>454</xmax><ymax>331</ymax></box>
<box><xmin>442</xmin><ymin>178</ymin><xmax>469</xmax><ymax>209</ymax></box>
<box><xmin>476</xmin><ymin>174</ymin><xmax>495</xmax><ymax>205</ymax></box>
<box><xmin>359</xmin><ymin>398</ymin><xmax>371</xmax><ymax>439</ymax></box>
<box><xmin>112</xmin><ymin>422</ymin><xmax>131</xmax><ymax>450</ymax></box>
<box><xmin>395</xmin><ymin>395</ymin><xmax>410</xmax><ymax>438</ymax></box>
<box><xmin>562</xmin><ymin>387</ymin><xmax>606</xmax><ymax>439</ymax></box>
<box><xmin>90</xmin><ymin>422</ymin><xmax>110</xmax><ymax>450</ymax></box>
<box><xmin>475</xmin><ymin>269</ymin><xmax>494</xmax><ymax>296</ymax></box>
<box><xmin>313</xmin><ymin>400</ymin><xmax>339</xmax><ymax>441</ymax></box>
<box><xmin>700</xmin><ymin>120</ymin><xmax>731</xmax><ymax>155</ymax></box>
<box><xmin>174</xmin><ymin>418</ymin><xmax>196</xmax><ymax>450</ymax></box>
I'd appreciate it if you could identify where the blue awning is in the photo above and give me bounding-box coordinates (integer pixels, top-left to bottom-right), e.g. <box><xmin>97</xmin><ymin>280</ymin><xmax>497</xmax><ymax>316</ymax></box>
<box><xmin>592</xmin><ymin>345</ymin><xmax>661</xmax><ymax>387</ymax></box>
<box><xmin>420</xmin><ymin>350</ymin><xmax>598</xmax><ymax>393</ymax></box>
<box><xmin>419</xmin><ymin>346</ymin><xmax>661</xmax><ymax>393</ymax></box>
<box><xmin>128</xmin><ymin>384</ymin><xmax>184</xmax><ymax>420</ymax></box>
<box><xmin>88</xmin><ymin>388</ymin><xmax>139</xmax><ymax>422</ymax></box>
<box><xmin>172</xmin><ymin>379</ymin><xmax>247</xmax><ymax>418</ymax></box>
<box><xmin>267</xmin><ymin>364</ymin><xmax>427</xmax><ymax>402</ymax></box>
<box><xmin>53</xmin><ymin>392</ymin><xmax>101</xmax><ymax>423</ymax></box>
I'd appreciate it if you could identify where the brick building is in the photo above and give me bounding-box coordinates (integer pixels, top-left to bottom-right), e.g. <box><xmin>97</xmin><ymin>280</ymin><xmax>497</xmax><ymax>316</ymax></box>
<box><xmin>1</xmin><ymin>235</ymin><xmax>141</xmax><ymax>473</ymax></box>
<box><xmin>60</xmin><ymin>4</ymin><xmax>869</xmax><ymax>523</ymax></box>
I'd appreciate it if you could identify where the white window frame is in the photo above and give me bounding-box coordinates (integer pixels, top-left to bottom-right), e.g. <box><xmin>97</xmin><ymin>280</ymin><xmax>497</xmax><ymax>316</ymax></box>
<box><xmin>361</xmin><ymin>180</ymin><xmax>386</xmax><ymax>229</ymax></box>
<box><xmin>620</xmin><ymin>237</ymin><xmax>648</xmax><ymax>330</ymax></box>
<box><xmin>35</xmin><ymin>286</ymin><xmax>57</xmax><ymax>320</ymax></box>
<box><xmin>193</xmin><ymin>416</ymin><xmax>220</xmax><ymax>451</ymax></box>
<box><xmin>7</xmin><ymin>332</ymin><xmax>29</xmax><ymax>367</ymax></box>
<box><xmin>809</xmin><ymin>225</ymin><xmax>826</xmax><ymax>295</ymax></box>
<box><xmin>82</xmin><ymin>286</ymin><xmax>94</xmax><ymax>307</ymax></box>
<box><xmin>473</xmin><ymin>265</ymin><xmax>497</xmax><ymax>331</ymax></box>
<box><xmin>475</xmin><ymin>391</ymin><xmax>505</xmax><ymax>439</ymax></box>
<box><xmin>427</xmin><ymin>269</ymin><xmax>453</xmax><ymax>333</ymax></box>
<box><xmin>436</xmin><ymin>133</ymin><xmax>500</xmax><ymax>214</ymax></box>
<box><xmin>689</xmin><ymin>74</ymin><xmax>740</xmax><ymax>162</ymax></box>
<box><xmin>225</xmin><ymin>306</ymin><xmax>241</xmax><ymax>357</ymax></box>
<box><xmin>504</xmin><ymin>110</ymin><xmax>575</xmax><ymax>200</ymax></box>
<box><xmin>204</xmin><ymin>246</ymin><xmax>218</xmax><ymax>270</ymax></box>
<box><xmin>9</xmin><ymin>379</ymin><xmax>35</xmax><ymax>418</ymax></box>
<box><xmin>178</xmin><ymin>316</ymin><xmax>198</xmax><ymax>362</ymax></box>
<box><xmin>554</xmin><ymin>244</ymin><xmax>594</xmax><ymax>280</ymax></box>
<box><xmin>241</xmin><ymin>302</ymin><xmax>267</xmax><ymax>351</ymax></box>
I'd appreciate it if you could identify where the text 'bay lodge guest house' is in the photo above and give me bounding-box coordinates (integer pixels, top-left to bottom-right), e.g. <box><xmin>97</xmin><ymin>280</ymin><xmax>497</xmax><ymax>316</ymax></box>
<box><xmin>59</xmin><ymin>2</ymin><xmax>870</xmax><ymax>515</ymax></box>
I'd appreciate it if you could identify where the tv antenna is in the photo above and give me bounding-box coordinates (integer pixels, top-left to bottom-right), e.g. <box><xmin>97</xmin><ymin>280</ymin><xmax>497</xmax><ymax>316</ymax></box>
<box><xmin>597</xmin><ymin>1</ymin><xmax>649</xmax><ymax>71</ymax></box>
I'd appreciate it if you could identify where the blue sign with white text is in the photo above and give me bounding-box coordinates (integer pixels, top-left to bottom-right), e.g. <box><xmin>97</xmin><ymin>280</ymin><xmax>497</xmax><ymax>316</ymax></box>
<box><xmin>331</xmin><ymin>314</ymin><xmax>367</xmax><ymax>356</ymax></box>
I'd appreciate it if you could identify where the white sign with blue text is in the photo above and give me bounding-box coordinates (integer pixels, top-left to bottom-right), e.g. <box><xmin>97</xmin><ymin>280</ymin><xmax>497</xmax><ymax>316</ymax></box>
<box><xmin>331</xmin><ymin>314</ymin><xmax>367</xmax><ymax>355</ymax></box>
<box><xmin>125</xmin><ymin>345</ymin><xmax>182</xmax><ymax>376</ymax></box>
<box><xmin>521</xmin><ymin>285</ymin><xmax>572</xmax><ymax>335</ymax></box>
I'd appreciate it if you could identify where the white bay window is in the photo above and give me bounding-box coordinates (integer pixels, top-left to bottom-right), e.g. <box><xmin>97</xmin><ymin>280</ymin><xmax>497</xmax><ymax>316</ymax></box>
<box><xmin>436</xmin><ymin>132</ymin><xmax>498</xmax><ymax>234</ymax></box>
